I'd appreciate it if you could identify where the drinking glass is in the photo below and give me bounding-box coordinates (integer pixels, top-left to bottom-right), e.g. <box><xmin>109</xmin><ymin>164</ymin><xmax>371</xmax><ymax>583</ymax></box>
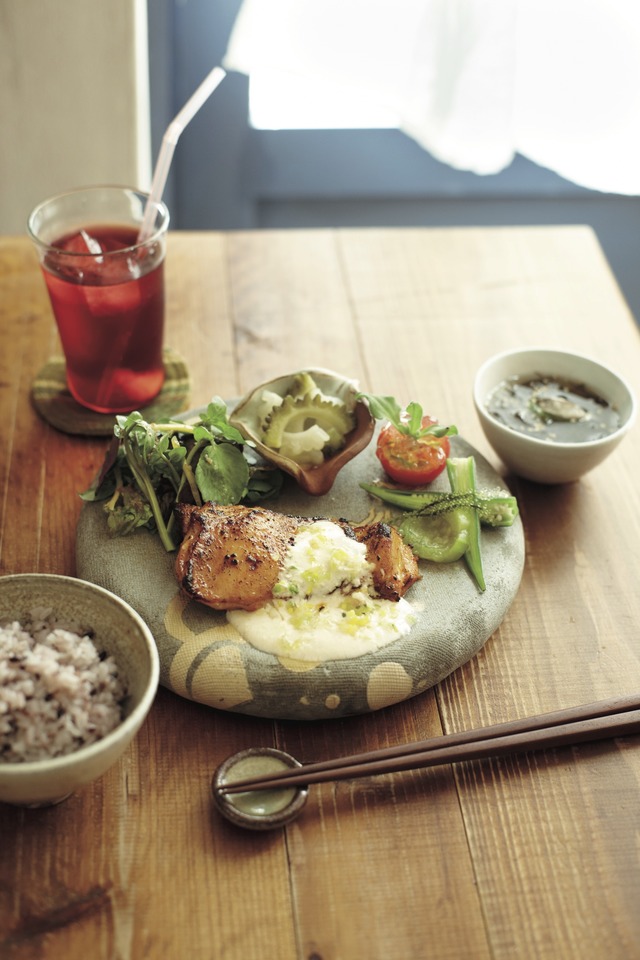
<box><xmin>28</xmin><ymin>185</ymin><xmax>170</xmax><ymax>414</ymax></box>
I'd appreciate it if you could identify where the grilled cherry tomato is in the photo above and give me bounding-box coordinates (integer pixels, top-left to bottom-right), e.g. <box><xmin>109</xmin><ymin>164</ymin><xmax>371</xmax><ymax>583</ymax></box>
<box><xmin>376</xmin><ymin>415</ymin><xmax>451</xmax><ymax>485</ymax></box>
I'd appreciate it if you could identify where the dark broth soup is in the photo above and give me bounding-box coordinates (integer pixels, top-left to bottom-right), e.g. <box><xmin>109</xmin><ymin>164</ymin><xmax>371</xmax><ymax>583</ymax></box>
<box><xmin>487</xmin><ymin>374</ymin><xmax>621</xmax><ymax>443</ymax></box>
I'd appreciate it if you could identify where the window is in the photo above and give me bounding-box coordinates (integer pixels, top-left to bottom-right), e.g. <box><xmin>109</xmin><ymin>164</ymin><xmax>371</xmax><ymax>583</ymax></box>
<box><xmin>249</xmin><ymin>68</ymin><xmax>399</xmax><ymax>131</ymax></box>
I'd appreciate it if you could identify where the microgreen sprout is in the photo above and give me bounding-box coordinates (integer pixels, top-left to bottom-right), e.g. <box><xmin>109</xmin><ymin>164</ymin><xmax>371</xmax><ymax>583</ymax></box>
<box><xmin>357</xmin><ymin>393</ymin><xmax>458</xmax><ymax>441</ymax></box>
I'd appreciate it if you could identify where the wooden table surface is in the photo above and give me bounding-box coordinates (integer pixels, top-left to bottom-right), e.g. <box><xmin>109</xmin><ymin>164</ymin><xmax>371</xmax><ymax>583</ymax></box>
<box><xmin>1</xmin><ymin>227</ymin><xmax>639</xmax><ymax>960</ymax></box>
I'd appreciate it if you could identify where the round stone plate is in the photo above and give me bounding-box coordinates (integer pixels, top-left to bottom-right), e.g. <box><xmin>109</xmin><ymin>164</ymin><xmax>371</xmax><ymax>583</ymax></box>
<box><xmin>76</xmin><ymin>433</ymin><xmax>524</xmax><ymax>721</ymax></box>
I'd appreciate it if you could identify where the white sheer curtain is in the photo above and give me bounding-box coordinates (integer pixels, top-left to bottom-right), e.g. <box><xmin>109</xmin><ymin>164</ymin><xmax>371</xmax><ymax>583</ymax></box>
<box><xmin>223</xmin><ymin>0</ymin><xmax>640</xmax><ymax>195</ymax></box>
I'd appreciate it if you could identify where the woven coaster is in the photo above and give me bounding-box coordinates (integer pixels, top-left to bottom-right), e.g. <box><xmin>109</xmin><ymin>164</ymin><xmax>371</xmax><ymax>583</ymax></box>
<box><xmin>31</xmin><ymin>348</ymin><xmax>191</xmax><ymax>436</ymax></box>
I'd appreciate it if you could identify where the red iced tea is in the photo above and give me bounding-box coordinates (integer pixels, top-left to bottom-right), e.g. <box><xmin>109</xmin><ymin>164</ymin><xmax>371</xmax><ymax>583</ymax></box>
<box><xmin>42</xmin><ymin>224</ymin><xmax>165</xmax><ymax>413</ymax></box>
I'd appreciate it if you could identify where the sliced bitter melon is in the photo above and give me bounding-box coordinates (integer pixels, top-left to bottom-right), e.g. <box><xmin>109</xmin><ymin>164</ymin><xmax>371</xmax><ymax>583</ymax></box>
<box><xmin>262</xmin><ymin>394</ymin><xmax>355</xmax><ymax>452</ymax></box>
<box><xmin>289</xmin><ymin>371</ymin><xmax>321</xmax><ymax>399</ymax></box>
<box><xmin>257</xmin><ymin>389</ymin><xmax>284</xmax><ymax>429</ymax></box>
<box><xmin>280</xmin><ymin>425</ymin><xmax>329</xmax><ymax>464</ymax></box>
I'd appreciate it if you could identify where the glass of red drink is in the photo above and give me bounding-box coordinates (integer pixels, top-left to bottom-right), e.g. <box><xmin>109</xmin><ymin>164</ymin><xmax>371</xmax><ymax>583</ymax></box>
<box><xmin>28</xmin><ymin>186</ymin><xmax>170</xmax><ymax>414</ymax></box>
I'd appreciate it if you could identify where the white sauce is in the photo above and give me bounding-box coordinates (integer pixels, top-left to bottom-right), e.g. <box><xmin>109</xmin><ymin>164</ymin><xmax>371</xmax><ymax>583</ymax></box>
<box><xmin>227</xmin><ymin>521</ymin><xmax>417</xmax><ymax>662</ymax></box>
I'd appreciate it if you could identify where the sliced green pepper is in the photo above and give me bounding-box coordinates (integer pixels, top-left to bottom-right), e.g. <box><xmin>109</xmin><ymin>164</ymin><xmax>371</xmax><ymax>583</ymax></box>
<box><xmin>360</xmin><ymin>455</ymin><xmax>519</xmax><ymax>591</ymax></box>
<box><xmin>398</xmin><ymin>509</ymin><xmax>470</xmax><ymax>563</ymax></box>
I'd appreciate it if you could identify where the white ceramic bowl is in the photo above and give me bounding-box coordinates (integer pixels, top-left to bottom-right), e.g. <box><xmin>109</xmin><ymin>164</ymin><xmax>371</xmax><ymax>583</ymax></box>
<box><xmin>473</xmin><ymin>348</ymin><xmax>636</xmax><ymax>484</ymax></box>
<box><xmin>0</xmin><ymin>574</ymin><xmax>159</xmax><ymax>806</ymax></box>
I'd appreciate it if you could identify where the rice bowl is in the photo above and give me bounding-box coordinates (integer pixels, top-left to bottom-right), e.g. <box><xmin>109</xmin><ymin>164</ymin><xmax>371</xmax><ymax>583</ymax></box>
<box><xmin>0</xmin><ymin>574</ymin><xmax>159</xmax><ymax>806</ymax></box>
<box><xmin>1</xmin><ymin>609</ymin><xmax>127</xmax><ymax>763</ymax></box>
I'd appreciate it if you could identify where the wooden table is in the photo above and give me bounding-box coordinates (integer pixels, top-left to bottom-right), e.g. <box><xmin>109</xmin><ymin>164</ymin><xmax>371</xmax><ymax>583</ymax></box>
<box><xmin>1</xmin><ymin>227</ymin><xmax>639</xmax><ymax>960</ymax></box>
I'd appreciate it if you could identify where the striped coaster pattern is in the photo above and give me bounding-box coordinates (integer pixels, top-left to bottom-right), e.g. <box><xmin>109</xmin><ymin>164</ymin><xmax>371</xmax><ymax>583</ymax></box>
<box><xmin>31</xmin><ymin>348</ymin><xmax>191</xmax><ymax>436</ymax></box>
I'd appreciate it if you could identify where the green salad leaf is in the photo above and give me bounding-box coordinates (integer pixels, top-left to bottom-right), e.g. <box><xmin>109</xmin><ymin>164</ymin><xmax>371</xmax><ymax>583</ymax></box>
<box><xmin>194</xmin><ymin>441</ymin><xmax>250</xmax><ymax>504</ymax></box>
<box><xmin>81</xmin><ymin>399</ymin><xmax>283</xmax><ymax>551</ymax></box>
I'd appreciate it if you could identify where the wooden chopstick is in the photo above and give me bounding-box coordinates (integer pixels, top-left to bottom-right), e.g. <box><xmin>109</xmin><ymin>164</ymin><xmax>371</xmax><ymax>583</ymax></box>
<box><xmin>218</xmin><ymin>693</ymin><xmax>640</xmax><ymax>795</ymax></box>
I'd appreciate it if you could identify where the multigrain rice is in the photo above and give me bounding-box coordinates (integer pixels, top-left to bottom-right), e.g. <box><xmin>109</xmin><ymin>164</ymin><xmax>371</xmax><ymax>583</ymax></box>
<box><xmin>0</xmin><ymin>607</ymin><xmax>127</xmax><ymax>763</ymax></box>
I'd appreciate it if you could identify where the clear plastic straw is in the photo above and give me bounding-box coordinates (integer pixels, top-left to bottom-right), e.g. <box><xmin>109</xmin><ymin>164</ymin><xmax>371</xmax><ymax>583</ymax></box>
<box><xmin>138</xmin><ymin>65</ymin><xmax>226</xmax><ymax>241</ymax></box>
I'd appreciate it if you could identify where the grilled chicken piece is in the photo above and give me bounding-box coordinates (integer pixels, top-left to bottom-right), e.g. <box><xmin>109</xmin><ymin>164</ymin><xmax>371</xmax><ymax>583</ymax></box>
<box><xmin>352</xmin><ymin>520</ymin><xmax>421</xmax><ymax>602</ymax></box>
<box><xmin>174</xmin><ymin>502</ymin><xmax>420</xmax><ymax>612</ymax></box>
<box><xmin>175</xmin><ymin>503</ymin><xmax>300</xmax><ymax>612</ymax></box>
